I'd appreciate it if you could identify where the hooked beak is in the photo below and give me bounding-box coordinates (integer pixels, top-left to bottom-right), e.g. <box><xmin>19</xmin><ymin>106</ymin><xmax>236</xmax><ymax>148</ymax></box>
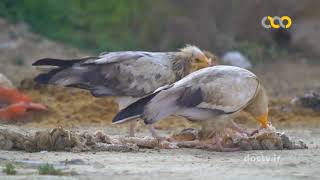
<box><xmin>197</xmin><ymin>55</ymin><xmax>210</xmax><ymax>68</ymax></box>
<box><xmin>257</xmin><ymin>112</ymin><xmax>269</xmax><ymax>128</ymax></box>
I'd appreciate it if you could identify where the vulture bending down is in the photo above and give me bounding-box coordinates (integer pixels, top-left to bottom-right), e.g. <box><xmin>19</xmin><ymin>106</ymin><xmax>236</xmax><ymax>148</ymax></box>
<box><xmin>113</xmin><ymin>66</ymin><xmax>270</xmax><ymax>151</ymax></box>
<box><xmin>32</xmin><ymin>45</ymin><xmax>210</xmax><ymax>136</ymax></box>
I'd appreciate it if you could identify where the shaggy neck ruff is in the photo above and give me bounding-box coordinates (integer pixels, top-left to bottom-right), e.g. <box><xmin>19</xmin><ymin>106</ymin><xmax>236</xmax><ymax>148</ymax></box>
<box><xmin>172</xmin><ymin>52</ymin><xmax>192</xmax><ymax>80</ymax></box>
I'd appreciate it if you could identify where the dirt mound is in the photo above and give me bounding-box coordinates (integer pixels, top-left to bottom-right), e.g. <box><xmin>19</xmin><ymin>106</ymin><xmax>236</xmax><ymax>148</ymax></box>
<box><xmin>0</xmin><ymin>125</ymin><xmax>307</xmax><ymax>152</ymax></box>
<box><xmin>17</xmin><ymin>79</ymin><xmax>118</xmax><ymax>127</ymax></box>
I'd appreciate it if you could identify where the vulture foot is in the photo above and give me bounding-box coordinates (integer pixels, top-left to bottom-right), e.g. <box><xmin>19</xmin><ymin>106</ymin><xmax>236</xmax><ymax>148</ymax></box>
<box><xmin>147</xmin><ymin>124</ymin><xmax>174</xmax><ymax>142</ymax></box>
<box><xmin>230</xmin><ymin>121</ymin><xmax>251</xmax><ymax>137</ymax></box>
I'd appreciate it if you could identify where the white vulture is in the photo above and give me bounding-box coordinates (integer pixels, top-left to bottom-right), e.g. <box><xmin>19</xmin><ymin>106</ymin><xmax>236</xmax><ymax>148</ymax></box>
<box><xmin>32</xmin><ymin>45</ymin><xmax>210</xmax><ymax>136</ymax></box>
<box><xmin>112</xmin><ymin>65</ymin><xmax>270</xmax><ymax>151</ymax></box>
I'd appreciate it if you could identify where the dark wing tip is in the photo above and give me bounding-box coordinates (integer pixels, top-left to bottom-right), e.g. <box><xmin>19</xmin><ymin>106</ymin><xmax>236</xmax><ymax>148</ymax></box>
<box><xmin>32</xmin><ymin>57</ymin><xmax>98</xmax><ymax>66</ymax></box>
<box><xmin>177</xmin><ymin>87</ymin><xmax>203</xmax><ymax>107</ymax></box>
<box><xmin>32</xmin><ymin>58</ymin><xmax>56</xmax><ymax>66</ymax></box>
<box><xmin>33</xmin><ymin>68</ymin><xmax>63</xmax><ymax>84</ymax></box>
<box><xmin>112</xmin><ymin>92</ymin><xmax>161</xmax><ymax>124</ymax></box>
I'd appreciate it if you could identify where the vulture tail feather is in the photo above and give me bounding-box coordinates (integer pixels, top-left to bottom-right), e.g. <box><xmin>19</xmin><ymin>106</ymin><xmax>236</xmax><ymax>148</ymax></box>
<box><xmin>112</xmin><ymin>92</ymin><xmax>160</xmax><ymax>124</ymax></box>
<box><xmin>32</xmin><ymin>57</ymin><xmax>98</xmax><ymax>85</ymax></box>
<box><xmin>32</xmin><ymin>57</ymin><xmax>98</xmax><ymax>66</ymax></box>
<box><xmin>32</xmin><ymin>58</ymin><xmax>81</xmax><ymax>66</ymax></box>
<box><xmin>34</xmin><ymin>68</ymin><xmax>64</xmax><ymax>84</ymax></box>
<box><xmin>33</xmin><ymin>58</ymin><xmax>82</xmax><ymax>84</ymax></box>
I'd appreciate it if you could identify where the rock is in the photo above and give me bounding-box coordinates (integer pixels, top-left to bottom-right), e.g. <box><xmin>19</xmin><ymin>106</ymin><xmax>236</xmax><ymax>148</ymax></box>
<box><xmin>261</xmin><ymin>139</ymin><xmax>279</xmax><ymax>150</ymax></box>
<box><xmin>249</xmin><ymin>139</ymin><xmax>263</xmax><ymax>150</ymax></box>
<box><xmin>223</xmin><ymin>137</ymin><xmax>235</xmax><ymax>148</ymax></box>
<box><xmin>239</xmin><ymin>139</ymin><xmax>253</xmax><ymax>151</ymax></box>
<box><xmin>292</xmin><ymin>140</ymin><xmax>308</xmax><ymax>149</ymax></box>
<box><xmin>221</xmin><ymin>51</ymin><xmax>252</xmax><ymax>69</ymax></box>
<box><xmin>0</xmin><ymin>73</ymin><xmax>14</xmax><ymax>88</ymax></box>
<box><xmin>280</xmin><ymin>133</ymin><xmax>293</xmax><ymax>149</ymax></box>
<box><xmin>0</xmin><ymin>133</ymin><xmax>14</xmax><ymax>150</ymax></box>
<box><xmin>172</xmin><ymin>128</ymin><xmax>199</xmax><ymax>141</ymax></box>
<box><xmin>0</xmin><ymin>126</ymin><xmax>309</xmax><ymax>152</ymax></box>
<box><xmin>0</xmin><ymin>129</ymin><xmax>36</xmax><ymax>151</ymax></box>
<box><xmin>62</xmin><ymin>159</ymin><xmax>86</xmax><ymax>165</ymax></box>
<box><xmin>249</xmin><ymin>130</ymin><xmax>283</xmax><ymax>150</ymax></box>
<box><xmin>93</xmin><ymin>143</ymin><xmax>138</xmax><ymax>152</ymax></box>
<box><xmin>34</xmin><ymin>127</ymin><xmax>89</xmax><ymax>152</ymax></box>
<box><xmin>291</xmin><ymin>90</ymin><xmax>320</xmax><ymax>111</ymax></box>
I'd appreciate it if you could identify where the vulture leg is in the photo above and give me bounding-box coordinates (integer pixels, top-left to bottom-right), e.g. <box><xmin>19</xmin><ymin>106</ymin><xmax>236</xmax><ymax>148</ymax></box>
<box><xmin>147</xmin><ymin>124</ymin><xmax>167</xmax><ymax>141</ymax></box>
<box><xmin>229</xmin><ymin>120</ymin><xmax>251</xmax><ymax>136</ymax></box>
<box><xmin>128</xmin><ymin>120</ymin><xmax>137</xmax><ymax>137</ymax></box>
<box><xmin>116</xmin><ymin>97</ymin><xmax>140</xmax><ymax>137</ymax></box>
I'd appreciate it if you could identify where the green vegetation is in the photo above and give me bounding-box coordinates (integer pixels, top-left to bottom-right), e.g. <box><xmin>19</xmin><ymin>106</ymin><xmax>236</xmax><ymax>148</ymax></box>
<box><xmin>2</xmin><ymin>163</ymin><xmax>17</xmax><ymax>175</ymax></box>
<box><xmin>0</xmin><ymin>0</ymin><xmax>291</xmax><ymax>61</ymax></box>
<box><xmin>0</xmin><ymin>0</ymin><xmax>160</xmax><ymax>52</ymax></box>
<box><xmin>38</xmin><ymin>163</ymin><xmax>62</xmax><ymax>175</ymax></box>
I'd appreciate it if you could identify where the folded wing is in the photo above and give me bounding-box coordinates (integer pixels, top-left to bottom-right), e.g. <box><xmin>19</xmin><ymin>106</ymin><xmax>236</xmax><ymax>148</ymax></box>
<box><xmin>33</xmin><ymin>52</ymin><xmax>176</xmax><ymax>97</ymax></box>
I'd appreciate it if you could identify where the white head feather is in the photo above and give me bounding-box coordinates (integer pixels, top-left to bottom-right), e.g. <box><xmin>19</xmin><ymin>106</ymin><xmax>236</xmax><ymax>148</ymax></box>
<box><xmin>180</xmin><ymin>45</ymin><xmax>204</xmax><ymax>58</ymax></box>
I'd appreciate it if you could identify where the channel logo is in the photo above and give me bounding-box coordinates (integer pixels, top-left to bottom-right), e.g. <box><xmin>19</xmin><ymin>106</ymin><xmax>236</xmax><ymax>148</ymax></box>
<box><xmin>261</xmin><ymin>16</ymin><xmax>292</xmax><ymax>29</ymax></box>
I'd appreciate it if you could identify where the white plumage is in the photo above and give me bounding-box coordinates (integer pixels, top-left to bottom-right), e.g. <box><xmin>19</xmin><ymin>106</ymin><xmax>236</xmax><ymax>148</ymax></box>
<box><xmin>114</xmin><ymin>66</ymin><xmax>270</xmax><ymax>150</ymax></box>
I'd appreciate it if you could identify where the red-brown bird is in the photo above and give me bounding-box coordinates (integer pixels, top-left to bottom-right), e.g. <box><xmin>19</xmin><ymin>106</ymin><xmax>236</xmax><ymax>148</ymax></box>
<box><xmin>0</xmin><ymin>87</ymin><xmax>47</xmax><ymax>122</ymax></box>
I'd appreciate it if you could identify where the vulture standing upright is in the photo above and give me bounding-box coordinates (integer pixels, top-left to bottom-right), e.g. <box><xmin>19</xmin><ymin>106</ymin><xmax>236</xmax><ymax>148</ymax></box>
<box><xmin>32</xmin><ymin>45</ymin><xmax>210</xmax><ymax>136</ymax></box>
<box><xmin>113</xmin><ymin>66</ymin><xmax>270</xmax><ymax>151</ymax></box>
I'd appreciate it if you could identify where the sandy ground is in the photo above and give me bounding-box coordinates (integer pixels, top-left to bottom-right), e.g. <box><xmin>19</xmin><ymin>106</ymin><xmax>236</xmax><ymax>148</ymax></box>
<box><xmin>0</xmin><ymin>127</ymin><xmax>319</xmax><ymax>180</ymax></box>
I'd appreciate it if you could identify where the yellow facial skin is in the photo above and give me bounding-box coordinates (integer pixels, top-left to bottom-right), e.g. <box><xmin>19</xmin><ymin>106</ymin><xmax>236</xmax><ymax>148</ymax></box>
<box><xmin>257</xmin><ymin>112</ymin><xmax>269</xmax><ymax>128</ymax></box>
<box><xmin>198</xmin><ymin>54</ymin><xmax>210</xmax><ymax>67</ymax></box>
<box><xmin>192</xmin><ymin>55</ymin><xmax>210</xmax><ymax>71</ymax></box>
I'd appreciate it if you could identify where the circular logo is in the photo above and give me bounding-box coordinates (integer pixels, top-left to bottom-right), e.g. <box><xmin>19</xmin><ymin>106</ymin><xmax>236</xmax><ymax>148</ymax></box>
<box><xmin>261</xmin><ymin>16</ymin><xmax>292</xmax><ymax>29</ymax></box>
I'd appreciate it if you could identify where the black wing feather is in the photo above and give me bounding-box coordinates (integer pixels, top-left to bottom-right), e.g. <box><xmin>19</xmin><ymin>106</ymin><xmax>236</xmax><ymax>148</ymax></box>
<box><xmin>177</xmin><ymin>87</ymin><xmax>203</xmax><ymax>107</ymax></box>
<box><xmin>32</xmin><ymin>57</ymin><xmax>98</xmax><ymax>66</ymax></box>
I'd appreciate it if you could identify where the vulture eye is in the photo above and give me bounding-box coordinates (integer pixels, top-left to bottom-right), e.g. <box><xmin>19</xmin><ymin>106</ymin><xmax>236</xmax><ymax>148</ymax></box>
<box><xmin>195</xmin><ymin>58</ymin><xmax>202</xmax><ymax>63</ymax></box>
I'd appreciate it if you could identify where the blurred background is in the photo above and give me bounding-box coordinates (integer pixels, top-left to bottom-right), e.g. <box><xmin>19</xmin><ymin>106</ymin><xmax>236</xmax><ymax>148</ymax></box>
<box><xmin>0</xmin><ymin>0</ymin><xmax>319</xmax><ymax>128</ymax></box>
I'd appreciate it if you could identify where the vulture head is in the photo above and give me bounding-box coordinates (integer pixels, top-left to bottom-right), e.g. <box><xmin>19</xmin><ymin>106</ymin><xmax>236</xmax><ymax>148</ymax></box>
<box><xmin>179</xmin><ymin>45</ymin><xmax>210</xmax><ymax>68</ymax></box>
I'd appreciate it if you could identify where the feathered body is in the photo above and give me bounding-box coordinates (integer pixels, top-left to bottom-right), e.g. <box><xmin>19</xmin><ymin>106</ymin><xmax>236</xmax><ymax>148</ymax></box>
<box><xmin>33</xmin><ymin>46</ymin><xmax>208</xmax><ymax>99</ymax></box>
<box><xmin>113</xmin><ymin>65</ymin><xmax>269</xmax><ymax>128</ymax></box>
<box><xmin>32</xmin><ymin>46</ymin><xmax>210</xmax><ymax>136</ymax></box>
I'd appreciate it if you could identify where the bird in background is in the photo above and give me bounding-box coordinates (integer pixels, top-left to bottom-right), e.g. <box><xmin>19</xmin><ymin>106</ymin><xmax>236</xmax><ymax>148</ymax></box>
<box><xmin>32</xmin><ymin>45</ymin><xmax>211</xmax><ymax>136</ymax></box>
<box><xmin>112</xmin><ymin>65</ymin><xmax>270</xmax><ymax>151</ymax></box>
<box><xmin>0</xmin><ymin>87</ymin><xmax>47</xmax><ymax>121</ymax></box>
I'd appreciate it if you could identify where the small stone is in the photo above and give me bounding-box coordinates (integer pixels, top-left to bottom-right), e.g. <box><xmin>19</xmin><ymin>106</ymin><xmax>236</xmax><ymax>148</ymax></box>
<box><xmin>221</xmin><ymin>51</ymin><xmax>252</xmax><ymax>69</ymax></box>
<box><xmin>63</xmin><ymin>159</ymin><xmax>86</xmax><ymax>165</ymax></box>
<box><xmin>0</xmin><ymin>134</ymin><xmax>13</xmax><ymax>150</ymax></box>
<box><xmin>239</xmin><ymin>139</ymin><xmax>252</xmax><ymax>151</ymax></box>
<box><xmin>249</xmin><ymin>139</ymin><xmax>262</xmax><ymax>150</ymax></box>
<box><xmin>281</xmin><ymin>133</ymin><xmax>293</xmax><ymax>149</ymax></box>
<box><xmin>261</xmin><ymin>139</ymin><xmax>278</xmax><ymax>150</ymax></box>
<box><xmin>172</xmin><ymin>128</ymin><xmax>199</xmax><ymax>141</ymax></box>
<box><xmin>292</xmin><ymin>140</ymin><xmax>308</xmax><ymax>149</ymax></box>
<box><xmin>223</xmin><ymin>137</ymin><xmax>234</xmax><ymax>148</ymax></box>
